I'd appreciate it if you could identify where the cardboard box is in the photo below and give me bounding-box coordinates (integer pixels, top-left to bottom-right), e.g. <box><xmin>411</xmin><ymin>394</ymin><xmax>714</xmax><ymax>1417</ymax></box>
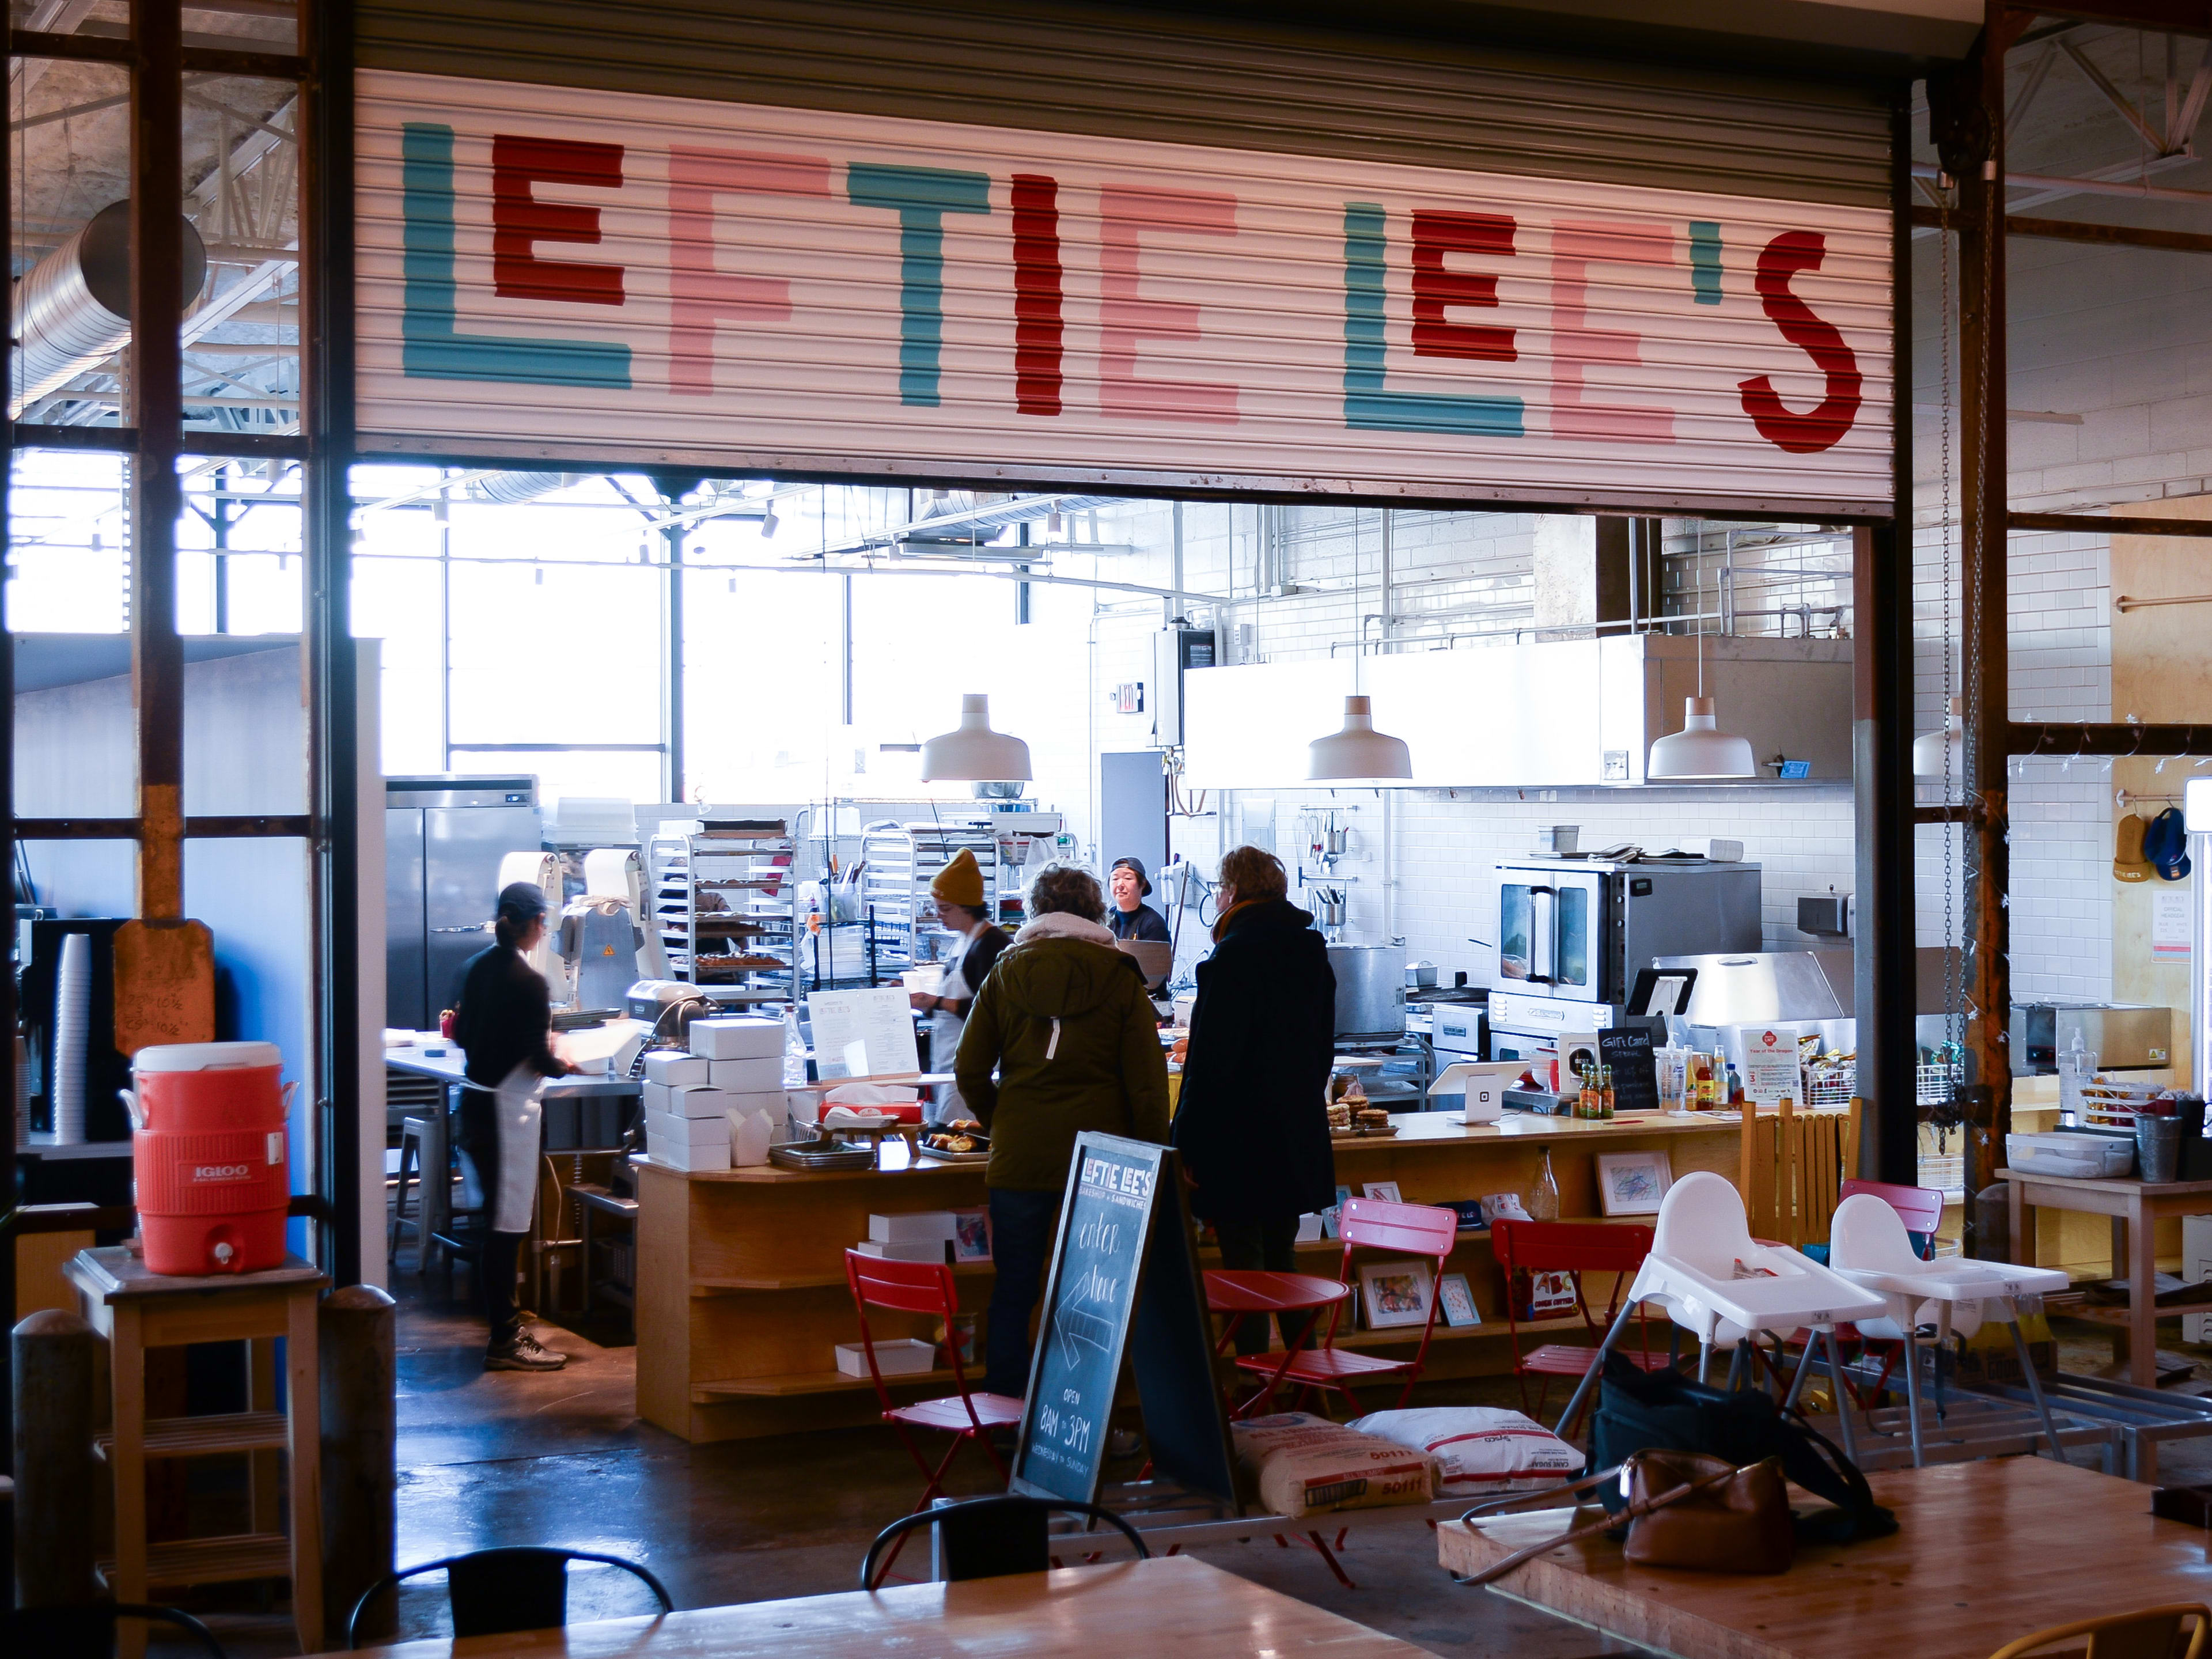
<box><xmin>834</xmin><ymin>1338</ymin><xmax>937</xmax><ymax>1378</ymax></box>
<box><xmin>722</xmin><ymin>1089</ymin><xmax>786</xmax><ymax>1121</ymax></box>
<box><xmin>668</xmin><ymin>1085</ymin><xmax>733</xmax><ymax>1120</ymax></box>
<box><xmin>870</xmin><ymin>1211</ymin><xmax>959</xmax><ymax>1244</ymax></box>
<box><xmin>855</xmin><ymin>1238</ymin><xmax>948</xmax><ymax>1264</ymax></box>
<box><xmin>646</xmin><ymin>1134</ymin><xmax>730</xmax><ymax>1172</ymax></box>
<box><xmin>641</xmin><ymin>1080</ymin><xmax>673</xmax><ymax>1115</ymax></box>
<box><xmin>690</xmin><ymin>1016</ymin><xmax>783</xmax><ymax>1060</ymax></box>
<box><xmin>708</xmin><ymin>1055</ymin><xmax>783</xmax><ymax>1092</ymax></box>
<box><xmin>646</xmin><ymin>1108</ymin><xmax>728</xmax><ymax>1148</ymax></box>
<box><xmin>643</xmin><ymin>1050</ymin><xmax>710</xmax><ymax>1086</ymax></box>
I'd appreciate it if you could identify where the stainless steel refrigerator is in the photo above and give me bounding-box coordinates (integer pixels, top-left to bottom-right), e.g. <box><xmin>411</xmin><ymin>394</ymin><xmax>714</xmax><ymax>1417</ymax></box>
<box><xmin>386</xmin><ymin>775</ymin><xmax>542</xmax><ymax>1032</ymax></box>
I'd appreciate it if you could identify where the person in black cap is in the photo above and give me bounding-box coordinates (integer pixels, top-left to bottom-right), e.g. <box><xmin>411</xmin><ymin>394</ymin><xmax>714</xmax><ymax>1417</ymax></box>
<box><xmin>450</xmin><ymin>880</ymin><xmax>577</xmax><ymax>1371</ymax></box>
<box><xmin>1107</xmin><ymin>856</ymin><xmax>1171</xmax><ymax>943</ymax></box>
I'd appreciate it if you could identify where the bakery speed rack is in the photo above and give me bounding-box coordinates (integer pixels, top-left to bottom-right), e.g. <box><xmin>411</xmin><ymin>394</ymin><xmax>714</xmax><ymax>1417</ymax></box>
<box><xmin>647</xmin><ymin>823</ymin><xmax>800</xmax><ymax>999</ymax></box>
<box><xmin>859</xmin><ymin>819</ymin><xmax>1003</xmax><ymax>976</ymax></box>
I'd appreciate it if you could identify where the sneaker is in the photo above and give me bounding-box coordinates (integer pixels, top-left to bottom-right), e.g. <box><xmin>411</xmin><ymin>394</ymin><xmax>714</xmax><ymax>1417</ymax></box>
<box><xmin>485</xmin><ymin>1330</ymin><xmax>568</xmax><ymax>1372</ymax></box>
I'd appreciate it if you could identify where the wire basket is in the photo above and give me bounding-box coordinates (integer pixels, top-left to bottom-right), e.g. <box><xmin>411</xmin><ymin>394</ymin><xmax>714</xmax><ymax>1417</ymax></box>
<box><xmin>1915</xmin><ymin>1062</ymin><xmax>1961</xmax><ymax>1108</ymax></box>
<box><xmin>1804</xmin><ymin>1062</ymin><xmax>1856</xmax><ymax>1108</ymax></box>
<box><xmin>1918</xmin><ymin>1153</ymin><xmax>1965</xmax><ymax>1198</ymax></box>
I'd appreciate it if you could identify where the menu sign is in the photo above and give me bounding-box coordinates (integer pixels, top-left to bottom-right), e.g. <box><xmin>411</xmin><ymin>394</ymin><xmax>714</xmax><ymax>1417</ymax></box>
<box><xmin>1741</xmin><ymin>1025</ymin><xmax>1801</xmax><ymax>1106</ymax></box>
<box><xmin>1013</xmin><ymin>1134</ymin><xmax>1237</xmax><ymax>1510</ymax></box>
<box><xmin>1596</xmin><ymin>1025</ymin><xmax>1659</xmax><ymax>1115</ymax></box>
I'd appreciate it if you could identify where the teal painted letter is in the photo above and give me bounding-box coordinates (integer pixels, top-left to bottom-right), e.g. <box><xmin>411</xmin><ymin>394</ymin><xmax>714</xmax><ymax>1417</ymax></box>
<box><xmin>1342</xmin><ymin>203</ymin><xmax>1521</xmax><ymax>437</ymax></box>
<box><xmin>401</xmin><ymin>122</ymin><xmax>631</xmax><ymax>389</ymax></box>
<box><xmin>847</xmin><ymin>163</ymin><xmax>993</xmax><ymax>407</ymax></box>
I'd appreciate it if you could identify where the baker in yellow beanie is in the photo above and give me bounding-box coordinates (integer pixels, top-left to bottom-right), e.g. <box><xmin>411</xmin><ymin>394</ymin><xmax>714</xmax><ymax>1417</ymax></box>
<box><xmin>914</xmin><ymin>848</ymin><xmax>1009</xmax><ymax>1125</ymax></box>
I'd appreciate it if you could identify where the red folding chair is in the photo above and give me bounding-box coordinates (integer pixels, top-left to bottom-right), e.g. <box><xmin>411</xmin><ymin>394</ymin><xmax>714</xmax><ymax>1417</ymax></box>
<box><xmin>1231</xmin><ymin>1197</ymin><xmax>1456</xmax><ymax>1419</ymax></box>
<box><xmin>1490</xmin><ymin>1218</ymin><xmax>1672</xmax><ymax>1435</ymax></box>
<box><xmin>843</xmin><ymin>1250</ymin><xmax>1022</xmax><ymax>1523</ymax></box>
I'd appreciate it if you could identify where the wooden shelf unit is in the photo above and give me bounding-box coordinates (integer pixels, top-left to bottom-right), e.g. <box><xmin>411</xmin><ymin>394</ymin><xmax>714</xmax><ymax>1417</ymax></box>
<box><xmin>634</xmin><ymin>1112</ymin><xmax>1753</xmax><ymax>1443</ymax></box>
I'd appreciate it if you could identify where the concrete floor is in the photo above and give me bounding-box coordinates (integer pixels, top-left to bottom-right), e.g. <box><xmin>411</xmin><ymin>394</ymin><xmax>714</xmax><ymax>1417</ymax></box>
<box><xmin>145</xmin><ymin>1247</ymin><xmax>2212</xmax><ymax>1657</ymax></box>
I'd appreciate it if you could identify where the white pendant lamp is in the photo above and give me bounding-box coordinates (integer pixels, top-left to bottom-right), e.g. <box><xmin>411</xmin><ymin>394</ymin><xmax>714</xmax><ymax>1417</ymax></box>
<box><xmin>1647</xmin><ymin>557</ymin><xmax>1754</xmax><ymax>781</ymax></box>
<box><xmin>1305</xmin><ymin>512</ymin><xmax>1414</xmax><ymax>784</ymax></box>
<box><xmin>918</xmin><ymin>694</ymin><xmax>1032</xmax><ymax>782</ymax></box>
<box><xmin>1307</xmin><ymin>694</ymin><xmax>1413</xmax><ymax>783</ymax></box>
<box><xmin>1912</xmin><ymin>696</ymin><xmax>1965</xmax><ymax>781</ymax></box>
<box><xmin>1647</xmin><ymin>696</ymin><xmax>1757</xmax><ymax>779</ymax></box>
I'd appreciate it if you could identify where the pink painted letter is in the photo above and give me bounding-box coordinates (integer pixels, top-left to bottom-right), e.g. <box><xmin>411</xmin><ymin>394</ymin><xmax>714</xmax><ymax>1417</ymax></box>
<box><xmin>668</xmin><ymin>147</ymin><xmax>832</xmax><ymax>396</ymax></box>
<box><xmin>1099</xmin><ymin>185</ymin><xmax>1238</xmax><ymax>425</ymax></box>
<box><xmin>1550</xmin><ymin>221</ymin><xmax>1676</xmax><ymax>444</ymax></box>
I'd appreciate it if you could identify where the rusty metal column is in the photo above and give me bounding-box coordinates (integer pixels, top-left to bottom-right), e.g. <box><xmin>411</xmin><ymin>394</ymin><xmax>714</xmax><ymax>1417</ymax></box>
<box><xmin>1936</xmin><ymin>6</ymin><xmax>2022</xmax><ymax>1252</ymax></box>
<box><xmin>129</xmin><ymin>0</ymin><xmax>185</xmax><ymax>923</ymax></box>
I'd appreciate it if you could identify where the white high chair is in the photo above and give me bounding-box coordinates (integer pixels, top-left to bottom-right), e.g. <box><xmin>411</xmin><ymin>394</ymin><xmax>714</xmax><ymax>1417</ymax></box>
<box><xmin>1825</xmin><ymin>1191</ymin><xmax>2071</xmax><ymax>1467</ymax></box>
<box><xmin>1554</xmin><ymin>1173</ymin><xmax>1886</xmax><ymax>1457</ymax></box>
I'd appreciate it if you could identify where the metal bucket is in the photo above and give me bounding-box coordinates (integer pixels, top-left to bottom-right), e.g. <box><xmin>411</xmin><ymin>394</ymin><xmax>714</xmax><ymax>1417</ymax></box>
<box><xmin>2137</xmin><ymin>1115</ymin><xmax>2182</xmax><ymax>1184</ymax></box>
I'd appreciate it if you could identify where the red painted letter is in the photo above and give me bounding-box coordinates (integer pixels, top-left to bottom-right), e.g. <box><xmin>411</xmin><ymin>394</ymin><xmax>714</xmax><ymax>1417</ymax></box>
<box><xmin>1099</xmin><ymin>185</ymin><xmax>1238</xmax><ymax>425</ymax></box>
<box><xmin>492</xmin><ymin>135</ymin><xmax>625</xmax><ymax>306</ymax></box>
<box><xmin>1012</xmin><ymin>174</ymin><xmax>1063</xmax><ymax>417</ymax></box>
<box><xmin>1738</xmin><ymin>230</ymin><xmax>1862</xmax><ymax>454</ymax></box>
<box><xmin>667</xmin><ymin>147</ymin><xmax>831</xmax><ymax>396</ymax></box>
<box><xmin>1411</xmin><ymin>211</ymin><xmax>1515</xmax><ymax>361</ymax></box>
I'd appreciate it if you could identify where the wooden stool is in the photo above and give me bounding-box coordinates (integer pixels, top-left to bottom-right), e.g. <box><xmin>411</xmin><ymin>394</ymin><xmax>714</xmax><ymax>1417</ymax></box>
<box><xmin>65</xmin><ymin>1245</ymin><xmax>328</xmax><ymax>1657</ymax></box>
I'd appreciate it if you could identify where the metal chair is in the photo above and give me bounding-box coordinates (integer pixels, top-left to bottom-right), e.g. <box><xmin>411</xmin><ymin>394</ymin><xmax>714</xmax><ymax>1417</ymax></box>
<box><xmin>3</xmin><ymin>1603</ymin><xmax>230</xmax><ymax>1657</ymax></box>
<box><xmin>345</xmin><ymin>1547</ymin><xmax>672</xmax><ymax>1647</ymax></box>
<box><xmin>1490</xmin><ymin>1219</ymin><xmax>1673</xmax><ymax>1435</ymax></box>
<box><xmin>1987</xmin><ymin>1603</ymin><xmax>2211</xmax><ymax>1659</ymax></box>
<box><xmin>1230</xmin><ymin>1196</ymin><xmax>1458</xmax><ymax>1418</ymax></box>
<box><xmin>859</xmin><ymin>1494</ymin><xmax>1150</xmax><ymax>1592</ymax></box>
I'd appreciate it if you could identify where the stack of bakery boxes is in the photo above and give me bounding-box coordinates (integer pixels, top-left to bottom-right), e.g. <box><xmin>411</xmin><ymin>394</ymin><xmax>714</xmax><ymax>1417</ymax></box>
<box><xmin>640</xmin><ymin>1015</ymin><xmax>785</xmax><ymax>1171</ymax></box>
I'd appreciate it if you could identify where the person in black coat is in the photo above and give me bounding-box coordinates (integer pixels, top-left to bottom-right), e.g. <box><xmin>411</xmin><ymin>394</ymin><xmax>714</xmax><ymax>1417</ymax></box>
<box><xmin>1171</xmin><ymin>845</ymin><xmax>1338</xmax><ymax>1355</ymax></box>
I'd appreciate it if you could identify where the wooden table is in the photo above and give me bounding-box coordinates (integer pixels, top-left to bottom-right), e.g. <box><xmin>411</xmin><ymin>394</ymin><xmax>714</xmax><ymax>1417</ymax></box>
<box><xmin>301</xmin><ymin>1554</ymin><xmax>1426</xmax><ymax>1656</ymax></box>
<box><xmin>1439</xmin><ymin>1456</ymin><xmax>2212</xmax><ymax>1659</ymax></box>
<box><xmin>67</xmin><ymin>1246</ymin><xmax>328</xmax><ymax>1657</ymax></box>
<box><xmin>2001</xmin><ymin>1168</ymin><xmax>2212</xmax><ymax>1384</ymax></box>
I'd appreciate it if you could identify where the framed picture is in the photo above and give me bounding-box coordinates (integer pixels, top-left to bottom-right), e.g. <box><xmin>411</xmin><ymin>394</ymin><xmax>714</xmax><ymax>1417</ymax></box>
<box><xmin>1595</xmin><ymin>1149</ymin><xmax>1673</xmax><ymax>1217</ymax></box>
<box><xmin>1437</xmin><ymin>1272</ymin><xmax>1482</xmax><ymax>1328</ymax></box>
<box><xmin>1321</xmin><ymin>1183</ymin><xmax>1354</xmax><ymax>1240</ymax></box>
<box><xmin>952</xmin><ymin>1207</ymin><xmax>993</xmax><ymax>1262</ymax></box>
<box><xmin>1358</xmin><ymin>1258</ymin><xmax>1436</xmax><ymax>1330</ymax></box>
<box><xmin>1362</xmin><ymin>1181</ymin><xmax>1403</xmax><ymax>1204</ymax></box>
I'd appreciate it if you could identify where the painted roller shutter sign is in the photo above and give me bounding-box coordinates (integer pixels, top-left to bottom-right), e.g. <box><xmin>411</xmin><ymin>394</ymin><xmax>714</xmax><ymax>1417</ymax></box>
<box><xmin>356</xmin><ymin>69</ymin><xmax>1892</xmax><ymax>515</ymax></box>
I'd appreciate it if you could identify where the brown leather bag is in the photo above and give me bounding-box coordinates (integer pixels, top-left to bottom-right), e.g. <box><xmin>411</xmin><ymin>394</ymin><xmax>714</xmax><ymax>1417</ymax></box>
<box><xmin>1455</xmin><ymin>1450</ymin><xmax>1794</xmax><ymax>1586</ymax></box>
<box><xmin>1620</xmin><ymin>1450</ymin><xmax>1793</xmax><ymax>1573</ymax></box>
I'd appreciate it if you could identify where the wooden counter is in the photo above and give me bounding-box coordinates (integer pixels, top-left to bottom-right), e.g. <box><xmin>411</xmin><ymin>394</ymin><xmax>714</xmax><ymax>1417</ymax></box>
<box><xmin>635</xmin><ymin>1108</ymin><xmax>1789</xmax><ymax>1442</ymax></box>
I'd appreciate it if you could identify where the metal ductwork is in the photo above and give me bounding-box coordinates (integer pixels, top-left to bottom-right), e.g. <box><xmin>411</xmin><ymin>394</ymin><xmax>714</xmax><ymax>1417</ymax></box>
<box><xmin>910</xmin><ymin>493</ymin><xmax>1120</xmax><ymax>537</ymax></box>
<box><xmin>10</xmin><ymin>200</ymin><xmax>209</xmax><ymax>416</ymax></box>
<box><xmin>465</xmin><ymin>471</ymin><xmax>581</xmax><ymax>505</ymax></box>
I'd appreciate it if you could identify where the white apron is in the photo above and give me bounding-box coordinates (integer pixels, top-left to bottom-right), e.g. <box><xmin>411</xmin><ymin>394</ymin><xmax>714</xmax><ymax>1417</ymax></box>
<box><xmin>927</xmin><ymin>931</ymin><xmax>978</xmax><ymax>1127</ymax></box>
<box><xmin>487</xmin><ymin>1060</ymin><xmax>545</xmax><ymax>1233</ymax></box>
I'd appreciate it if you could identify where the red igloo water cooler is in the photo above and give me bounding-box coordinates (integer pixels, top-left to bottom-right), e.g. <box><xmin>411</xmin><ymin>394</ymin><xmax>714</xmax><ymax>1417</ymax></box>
<box><xmin>127</xmin><ymin>1041</ymin><xmax>294</xmax><ymax>1275</ymax></box>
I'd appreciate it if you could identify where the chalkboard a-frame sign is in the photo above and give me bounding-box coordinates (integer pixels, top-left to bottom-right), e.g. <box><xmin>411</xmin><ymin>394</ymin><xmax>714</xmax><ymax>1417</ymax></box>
<box><xmin>1010</xmin><ymin>1132</ymin><xmax>1239</xmax><ymax>1513</ymax></box>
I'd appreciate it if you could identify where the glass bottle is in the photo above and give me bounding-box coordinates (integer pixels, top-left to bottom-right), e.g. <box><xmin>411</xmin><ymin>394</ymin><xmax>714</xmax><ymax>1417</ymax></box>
<box><xmin>1601</xmin><ymin>1063</ymin><xmax>1616</xmax><ymax>1119</ymax></box>
<box><xmin>1526</xmin><ymin>1149</ymin><xmax>1560</xmax><ymax>1221</ymax></box>
<box><xmin>1577</xmin><ymin>1066</ymin><xmax>1597</xmax><ymax>1120</ymax></box>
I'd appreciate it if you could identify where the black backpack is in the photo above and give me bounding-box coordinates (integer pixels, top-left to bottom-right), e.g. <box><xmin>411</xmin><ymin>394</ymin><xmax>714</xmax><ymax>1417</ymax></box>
<box><xmin>1590</xmin><ymin>1351</ymin><xmax>1898</xmax><ymax>1544</ymax></box>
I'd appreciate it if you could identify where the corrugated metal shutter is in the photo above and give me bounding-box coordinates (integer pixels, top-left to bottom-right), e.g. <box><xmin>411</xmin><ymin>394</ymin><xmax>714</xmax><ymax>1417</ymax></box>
<box><xmin>356</xmin><ymin>0</ymin><xmax>1892</xmax><ymax>207</ymax></box>
<box><xmin>351</xmin><ymin>2</ymin><xmax>1896</xmax><ymax>516</ymax></box>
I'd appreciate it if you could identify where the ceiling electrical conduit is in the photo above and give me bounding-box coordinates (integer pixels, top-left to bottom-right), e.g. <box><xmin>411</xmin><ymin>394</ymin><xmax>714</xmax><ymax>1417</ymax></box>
<box><xmin>10</xmin><ymin>200</ymin><xmax>208</xmax><ymax>416</ymax></box>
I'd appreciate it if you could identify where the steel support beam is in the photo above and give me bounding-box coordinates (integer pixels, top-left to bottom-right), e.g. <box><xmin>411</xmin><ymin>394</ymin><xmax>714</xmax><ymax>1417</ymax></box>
<box><xmin>1850</xmin><ymin>92</ymin><xmax>1919</xmax><ymax>1188</ymax></box>
<box><xmin>1934</xmin><ymin>5</ymin><xmax>2026</xmax><ymax>1253</ymax></box>
<box><xmin>304</xmin><ymin>0</ymin><xmax>362</xmax><ymax>1285</ymax></box>
<box><xmin>130</xmin><ymin>0</ymin><xmax>187</xmax><ymax>923</ymax></box>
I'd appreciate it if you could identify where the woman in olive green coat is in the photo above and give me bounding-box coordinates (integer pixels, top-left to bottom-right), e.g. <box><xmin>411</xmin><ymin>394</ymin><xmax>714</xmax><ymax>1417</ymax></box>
<box><xmin>956</xmin><ymin>863</ymin><xmax>1170</xmax><ymax>1399</ymax></box>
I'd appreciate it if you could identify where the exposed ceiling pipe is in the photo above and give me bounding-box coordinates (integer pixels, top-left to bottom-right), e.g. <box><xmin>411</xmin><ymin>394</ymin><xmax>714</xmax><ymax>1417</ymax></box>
<box><xmin>11</xmin><ymin>200</ymin><xmax>209</xmax><ymax>416</ymax></box>
<box><xmin>464</xmin><ymin>471</ymin><xmax>583</xmax><ymax>505</ymax></box>
<box><xmin>906</xmin><ymin>492</ymin><xmax>1120</xmax><ymax>537</ymax></box>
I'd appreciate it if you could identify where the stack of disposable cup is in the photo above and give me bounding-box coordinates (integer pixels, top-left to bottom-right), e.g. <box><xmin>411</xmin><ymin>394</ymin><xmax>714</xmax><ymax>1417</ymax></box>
<box><xmin>51</xmin><ymin>931</ymin><xmax>90</xmax><ymax>1144</ymax></box>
